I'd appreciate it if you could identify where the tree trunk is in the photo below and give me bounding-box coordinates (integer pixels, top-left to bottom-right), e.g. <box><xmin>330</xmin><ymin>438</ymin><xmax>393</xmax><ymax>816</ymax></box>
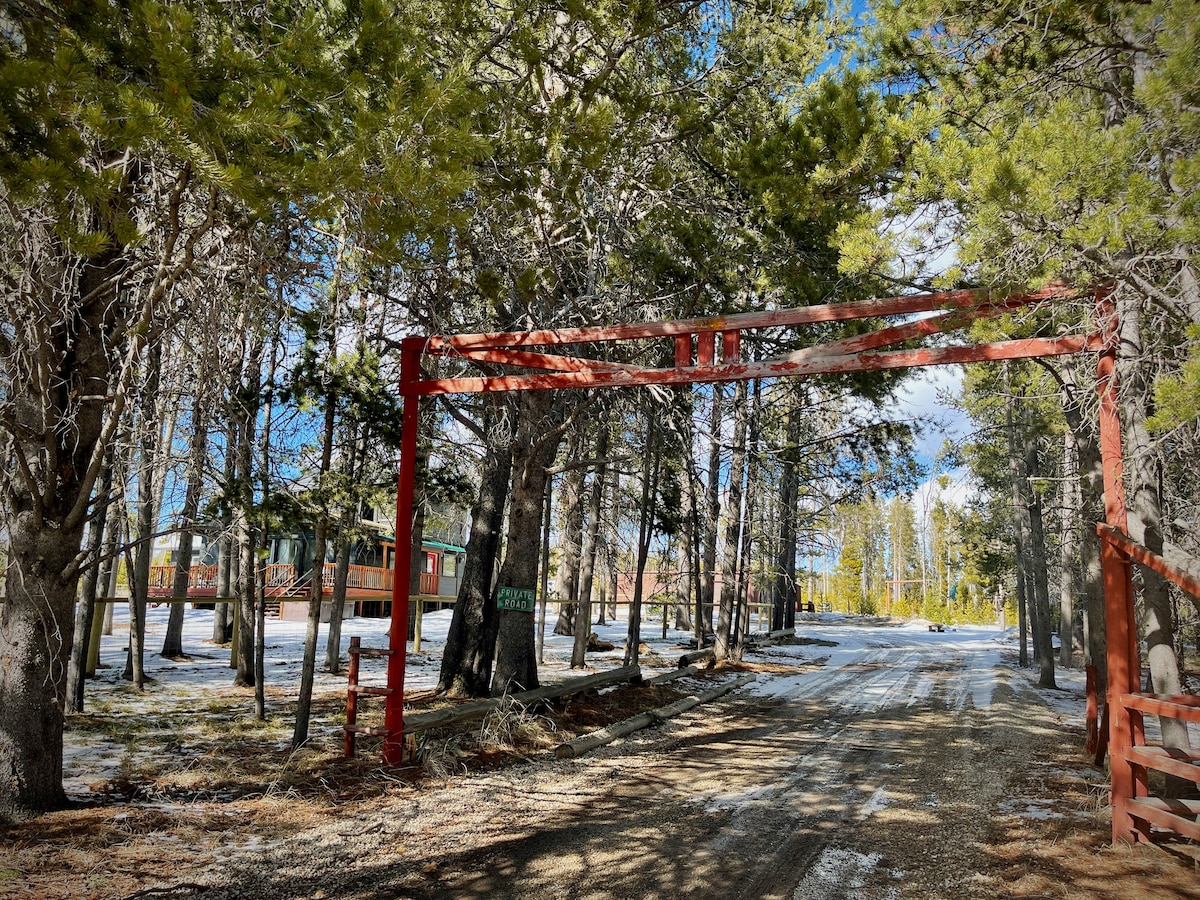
<box><xmin>773</xmin><ymin>393</ymin><xmax>801</xmax><ymax>631</ymax></box>
<box><xmin>492</xmin><ymin>393</ymin><xmax>564</xmax><ymax>695</ymax></box>
<box><xmin>553</xmin><ymin>435</ymin><xmax>587</xmax><ymax>636</ymax></box>
<box><xmin>124</xmin><ymin>337</ymin><xmax>164</xmax><ymax>688</ymax></box>
<box><xmin>701</xmin><ymin>384</ymin><xmax>723</xmax><ymax>635</ymax></box>
<box><xmin>65</xmin><ymin>514</ymin><xmax>106</xmax><ymax>713</ymax></box>
<box><xmin>66</xmin><ymin>457</ymin><xmax>115</xmax><ymax>713</ymax></box>
<box><xmin>232</xmin><ymin>327</ymin><xmax>265</xmax><ymax>684</ymax></box>
<box><xmin>733</xmin><ymin>381</ymin><xmax>761</xmax><ymax>659</ymax></box>
<box><xmin>1025</xmin><ymin>443</ymin><xmax>1057</xmax><ymax>688</ymax></box>
<box><xmin>1005</xmin><ymin>364</ymin><xmax>1031</xmax><ymax>669</ymax></box>
<box><xmin>715</xmin><ymin>381</ymin><xmax>748</xmax><ymax>660</ymax></box>
<box><xmin>1059</xmin><ymin>356</ymin><xmax>1106</xmax><ymax>685</ymax></box>
<box><xmin>625</xmin><ymin>416</ymin><xmax>658</xmax><ymax>668</ymax></box>
<box><xmin>573</xmin><ymin>423</ymin><xmax>609</xmax><ymax>668</ymax></box>
<box><xmin>89</xmin><ymin>510</ymin><xmax>121</xmax><ymax>676</ymax></box>
<box><xmin>1058</xmin><ymin>427</ymin><xmax>1080</xmax><ymax>668</ymax></box>
<box><xmin>292</xmin><ymin>387</ymin><xmax>336</xmax><ymax>748</ymax></box>
<box><xmin>440</xmin><ymin>419</ymin><xmax>513</xmax><ymax>696</ymax></box>
<box><xmin>681</xmin><ymin>437</ymin><xmax>704</xmax><ymax>641</ymax></box>
<box><xmin>213</xmin><ymin>414</ymin><xmax>238</xmax><ymax>646</ymax></box>
<box><xmin>162</xmin><ymin>412</ymin><xmax>208</xmax><ymax>660</ymax></box>
<box><xmin>324</xmin><ymin>527</ymin><xmax>353</xmax><ymax>675</ymax></box>
<box><xmin>1116</xmin><ymin>290</ymin><xmax>1192</xmax><ymax>781</ymax></box>
<box><xmin>0</xmin><ymin>246</ymin><xmax>127</xmax><ymax>822</ymax></box>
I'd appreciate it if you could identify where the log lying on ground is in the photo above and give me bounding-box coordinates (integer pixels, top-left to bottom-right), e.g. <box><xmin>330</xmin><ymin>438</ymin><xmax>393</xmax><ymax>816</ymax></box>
<box><xmin>554</xmin><ymin>673</ymin><xmax>757</xmax><ymax>759</ymax></box>
<box><xmin>743</xmin><ymin>628</ymin><xmax>796</xmax><ymax>651</ymax></box>
<box><xmin>678</xmin><ymin>647</ymin><xmax>714</xmax><ymax>668</ymax></box>
<box><xmin>648</xmin><ymin>664</ymin><xmax>703</xmax><ymax>685</ymax></box>
<box><xmin>405</xmin><ymin>664</ymin><xmax>642</xmax><ymax>736</ymax></box>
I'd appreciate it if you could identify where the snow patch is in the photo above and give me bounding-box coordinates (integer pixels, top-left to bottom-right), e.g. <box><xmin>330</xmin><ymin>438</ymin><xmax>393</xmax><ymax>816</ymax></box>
<box><xmin>857</xmin><ymin>787</ymin><xmax>889</xmax><ymax>820</ymax></box>
<box><xmin>792</xmin><ymin>847</ymin><xmax>900</xmax><ymax>900</ymax></box>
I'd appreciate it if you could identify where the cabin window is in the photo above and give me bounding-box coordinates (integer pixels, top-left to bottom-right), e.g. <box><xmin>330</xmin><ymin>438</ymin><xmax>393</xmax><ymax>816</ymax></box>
<box><xmin>443</xmin><ymin>554</ymin><xmax>458</xmax><ymax>578</ymax></box>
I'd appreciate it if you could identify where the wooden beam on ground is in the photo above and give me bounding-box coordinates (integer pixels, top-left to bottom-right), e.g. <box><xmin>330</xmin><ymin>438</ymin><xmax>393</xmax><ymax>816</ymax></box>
<box><xmin>553</xmin><ymin>673</ymin><xmax>757</xmax><ymax>759</ymax></box>
<box><xmin>403</xmin><ymin>664</ymin><xmax>643</xmax><ymax>736</ymax></box>
<box><xmin>678</xmin><ymin>647</ymin><xmax>715</xmax><ymax>668</ymax></box>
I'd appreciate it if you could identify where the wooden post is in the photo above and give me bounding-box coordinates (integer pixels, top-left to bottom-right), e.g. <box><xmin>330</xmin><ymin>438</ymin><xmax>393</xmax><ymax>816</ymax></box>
<box><xmin>345</xmin><ymin>636</ymin><xmax>361</xmax><ymax>758</ymax></box>
<box><xmin>1095</xmin><ymin>293</ymin><xmax>1146</xmax><ymax>844</ymax></box>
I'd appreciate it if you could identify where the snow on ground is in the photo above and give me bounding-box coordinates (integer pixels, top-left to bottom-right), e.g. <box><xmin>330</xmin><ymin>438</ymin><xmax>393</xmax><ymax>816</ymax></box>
<box><xmin>742</xmin><ymin>616</ymin><xmax>1009</xmax><ymax>714</ymax></box>
<box><xmin>68</xmin><ymin>604</ymin><xmax>1093</xmax><ymax>821</ymax></box>
<box><xmin>791</xmin><ymin>847</ymin><xmax>901</xmax><ymax>900</ymax></box>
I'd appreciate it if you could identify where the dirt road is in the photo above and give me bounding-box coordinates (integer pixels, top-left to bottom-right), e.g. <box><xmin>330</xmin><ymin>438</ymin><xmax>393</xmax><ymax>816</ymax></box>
<box><xmin>170</xmin><ymin>626</ymin><xmax>1195</xmax><ymax>900</ymax></box>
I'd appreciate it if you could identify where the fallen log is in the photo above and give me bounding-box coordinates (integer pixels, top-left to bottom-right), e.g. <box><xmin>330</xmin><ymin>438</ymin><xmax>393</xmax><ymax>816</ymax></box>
<box><xmin>554</xmin><ymin>673</ymin><xmax>757</xmax><ymax>759</ymax></box>
<box><xmin>678</xmin><ymin>647</ymin><xmax>714</xmax><ymax>668</ymax></box>
<box><xmin>405</xmin><ymin>664</ymin><xmax>642</xmax><ymax>735</ymax></box>
<box><xmin>648</xmin><ymin>664</ymin><xmax>703</xmax><ymax>685</ymax></box>
<box><xmin>743</xmin><ymin>627</ymin><xmax>796</xmax><ymax>651</ymax></box>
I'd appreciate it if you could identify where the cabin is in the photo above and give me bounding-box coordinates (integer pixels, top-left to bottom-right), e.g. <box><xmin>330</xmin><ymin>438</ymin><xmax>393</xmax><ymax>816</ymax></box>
<box><xmin>147</xmin><ymin>503</ymin><xmax>468</xmax><ymax>622</ymax></box>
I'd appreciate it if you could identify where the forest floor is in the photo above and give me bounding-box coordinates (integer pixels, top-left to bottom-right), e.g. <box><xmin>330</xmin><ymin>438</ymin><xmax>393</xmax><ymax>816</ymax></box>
<box><xmin>2</xmin><ymin>611</ymin><xmax>1199</xmax><ymax>899</ymax></box>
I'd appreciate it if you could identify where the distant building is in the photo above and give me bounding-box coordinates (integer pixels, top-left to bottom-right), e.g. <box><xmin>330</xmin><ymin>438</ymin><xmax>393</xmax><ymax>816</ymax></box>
<box><xmin>147</xmin><ymin>500</ymin><xmax>469</xmax><ymax>621</ymax></box>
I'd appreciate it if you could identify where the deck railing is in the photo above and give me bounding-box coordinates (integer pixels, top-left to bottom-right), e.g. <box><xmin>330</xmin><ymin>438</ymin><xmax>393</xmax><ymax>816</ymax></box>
<box><xmin>148</xmin><ymin>562</ymin><xmax>423</xmax><ymax>597</ymax></box>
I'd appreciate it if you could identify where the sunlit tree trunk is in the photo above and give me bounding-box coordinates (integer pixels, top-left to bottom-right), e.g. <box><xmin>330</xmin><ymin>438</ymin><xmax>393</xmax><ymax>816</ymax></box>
<box><xmin>715</xmin><ymin>381</ymin><xmax>748</xmax><ymax>661</ymax></box>
<box><xmin>493</xmin><ymin>392</ymin><xmax>564</xmax><ymax>695</ymax></box>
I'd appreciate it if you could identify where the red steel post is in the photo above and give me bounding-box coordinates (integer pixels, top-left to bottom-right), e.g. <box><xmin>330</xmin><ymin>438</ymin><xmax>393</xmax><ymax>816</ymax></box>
<box><xmin>1094</xmin><ymin>292</ymin><xmax>1145</xmax><ymax>843</ymax></box>
<box><xmin>382</xmin><ymin>338</ymin><xmax>424</xmax><ymax>765</ymax></box>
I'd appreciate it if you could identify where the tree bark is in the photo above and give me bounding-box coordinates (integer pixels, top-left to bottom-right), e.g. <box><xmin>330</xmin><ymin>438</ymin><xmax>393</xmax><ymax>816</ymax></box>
<box><xmin>1005</xmin><ymin>364</ymin><xmax>1031</xmax><ymax>670</ymax></box>
<box><xmin>1116</xmin><ymin>290</ymin><xmax>1192</xmax><ymax>780</ymax></box>
<box><xmin>572</xmin><ymin>423</ymin><xmax>609</xmax><ymax>668</ymax></box>
<box><xmin>0</xmin><ymin>246</ymin><xmax>126</xmax><ymax>822</ymax></box>
<box><xmin>715</xmin><ymin>381</ymin><xmax>748</xmax><ymax>660</ymax></box>
<box><xmin>1024</xmin><ymin>442</ymin><xmax>1056</xmax><ymax>688</ymax></box>
<box><xmin>233</xmin><ymin>334</ymin><xmax>263</xmax><ymax>686</ymax></box>
<box><xmin>1058</xmin><ymin>356</ymin><xmax>1106</xmax><ymax>685</ymax></box>
<box><xmin>1058</xmin><ymin>427</ymin><xmax>1080</xmax><ymax>668</ymax></box>
<box><xmin>733</xmin><ymin>381</ymin><xmax>761</xmax><ymax>659</ymax></box>
<box><xmin>492</xmin><ymin>392</ymin><xmax>564</xmax><ymax>695</ymax></box>
<box><xmin>438</xmin><ymin>424</ymin><xmax>512</xmax><ymax>697</ymax></box>
<box><xmin>625</xmin><ymin>415</ymin><xmax>658</xmax><ymax>668</ymax></box>
<box><xmin>773</xmin><ymin>393</ymin><xmax>802</xmax><ymax>631</ymax></box>
<box><xmin>213</xmin><ymin>413</ymin><xmax>238</xmax><ymax>646</ymax></box>
<box><xmin>124</xmin><ymin>338</ymin><xmax>164</xmax><ymax>688</ymax></box>
<box><xmin>66</xmin><ymin>469</ymin><xmax>112</xmax><ymax>714</ymax></box>
<box><xmin>292</xmin><ymin>385</ymin><xmax>336</xmax><ymax>748</ymax></box>
<box><xmin>553</xmin><ymin>431</ymin><xmax>587</xmax><ymax>636</ymax></box>
<box><xmin>701</xmin><ymin>385</ymin><xmax>723</xmax><ymax>635</ymax></box>
<box><xmin>324</xmin><ymin>527</ymin><xmax>353</xmax><ymax>675</ymax></box>
<box><xmin>162</xmin><ymin>408</ymin><xmax>209</xmax><ymax>660</ymax></box>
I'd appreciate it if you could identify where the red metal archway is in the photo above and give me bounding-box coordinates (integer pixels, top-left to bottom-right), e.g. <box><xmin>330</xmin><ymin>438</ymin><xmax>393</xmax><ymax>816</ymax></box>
<box><xmin>365</xmin><ymin>283</ymin><xmax>1199</xmax><ymax>845</ymax></box>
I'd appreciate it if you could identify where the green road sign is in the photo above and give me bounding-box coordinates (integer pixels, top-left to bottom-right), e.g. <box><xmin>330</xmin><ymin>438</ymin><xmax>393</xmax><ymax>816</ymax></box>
<box><xmin>497</xmin><ymin>586</ymin><xmax>536</xmax><ymax>613</ymax></box>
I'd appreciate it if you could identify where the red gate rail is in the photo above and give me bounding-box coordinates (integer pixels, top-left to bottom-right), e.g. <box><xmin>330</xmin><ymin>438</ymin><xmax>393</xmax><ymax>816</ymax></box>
<box><xmin>1095</xmin><ymin>523</ymin><xmax>1200</xmax><ymax>844</ymax></box>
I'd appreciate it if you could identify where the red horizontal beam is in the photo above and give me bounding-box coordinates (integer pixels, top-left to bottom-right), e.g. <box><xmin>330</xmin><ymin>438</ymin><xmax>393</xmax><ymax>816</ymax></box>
<box><xmin>405</xmin><ymin>334</ymin><xmax>1101</xmax><ymax>396</ymax></box>
<box><xmin>1120</xmin><ymin>693</ymin><xmax>1200</xmax><ymax>723</ymax></box>
<box><xmin>424</xmin><ymin>285</ymin><xmax>1077</xmax><ymax>351</ymax></box>
<box><xmin>769</xmin><ymin>300</ymin><xmax>1022</xmax><ymax>364</ymax></box>
<box><xmin>446</xmin><ymin>348</ymin><xmax>646</xmax><ymax>374</ymax></box>
<box><xmin>1125</xmin><ymin>746</ymin><xmax>1200</xmax><ymax>785</ymax></box>
<box><xmin>1097</xmin><ymin>523</ymin><xmax>1200</xmax><ymax>599</ymax></box>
